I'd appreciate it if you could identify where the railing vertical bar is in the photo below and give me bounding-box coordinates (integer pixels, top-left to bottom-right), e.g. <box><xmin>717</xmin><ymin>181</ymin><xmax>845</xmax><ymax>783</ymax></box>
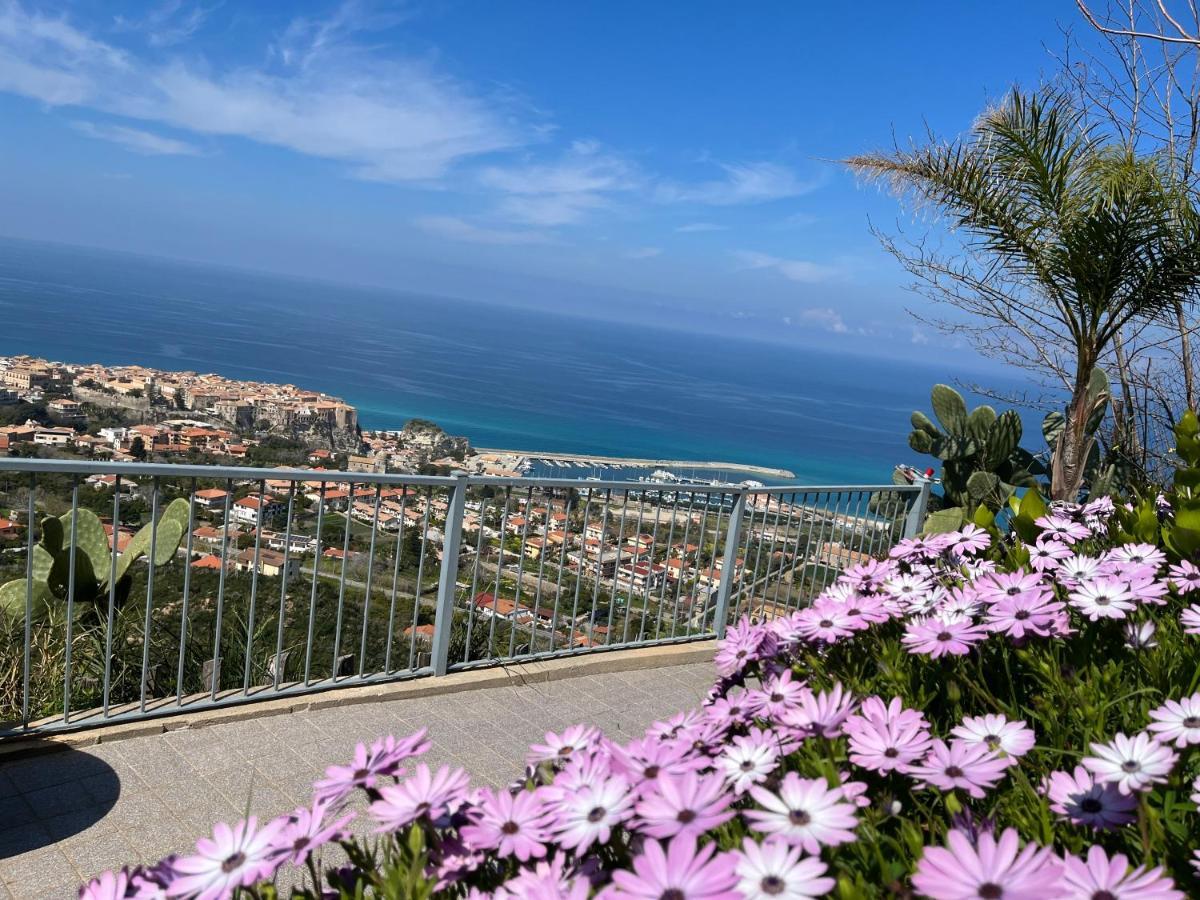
<box><xmin>462</xmin><ymin>494</ymin><xmax>489</xmax><ymax>664</ymax></box>
<box><xmin>357</xmin><ymin>486</ymin><xmax>383</xmax><ymax>679</ymax></box>
<box><xmin>668</xmin><ymin>490</ymin><xmax>698</xmax><ymax>638</ymax></box>
<box><xmin>585</xmin><ymin>491</ymin><xmax>613</xmax><ymax>647</ymax></box>
<box><xmin>603</xmin><ymin>489</ymin><xmax>631</xmax><ymax>647</ymax></box>
<box><xmin>331</xmin><ymin>482</ymin><xmax>355</xmax><ymax>680</ymax></box>
<box><xmin>272</xmin><ymin>483</ymin><xmax>296</xmax><ymax>691</ymax></box>
<box><xmin>546</xmin><ymin>493</ymin><xmax>572</xmax><ymax>653</ymax></box>
<box><xmin>21</xmin><ymin>475</ymin><xmax>35</xmax><ymax>729</ymax></box>
<box><xmin>303</xmin><ymin>483</ymin><xmax>325</xmax><ymax>687</ymax></box>
<box><xmin>635</xmin><ymin>489</ymin><xmax>665</xmax><ymax>643</ymax></box>
<box><xmin>407</xmin><ymin>489</ymin><xmax>432</xmax><ymax>671</ymax></box>
<box><xmin>774</xmin><ymin>491</ymin><xmax>805</xmax><ymax>611</ymax></box>
<box><xmin>174</xmin><ymin>478</ymin><xmax>196</xmax><ymax>705</ymax></box>
<box><xmin>564</xmin><ymin>489</ymin><xmax>594</xmax><ymax>650</ymax></box>
<box><xmin>431</xmin><ymin>472</ymin><xmax>468</xmax><ymax>676</ymax></box>
<box><xmin>620</xmin><ymin>490</ymin><xmax>648</xmax><ymax>645</ymax></box>
<box><xmin>140</xmin><ymin>478</ymin><xmax>162</xmax><ymax>712</ymax></box>
<box><xmin>62</xmin><ymin>477</ymin><xmax>80</xmax><ymax>723</ymax></box>
<box><xmin>382</xmin><ymin>490</ymin><xmax>407</xmax><ymax>674</ymax></box>
<box><xmin>486</xmin><ymin>488</ymin><xmax>511</xmax><ymax>660</ymax></box>
<box><xmin>103</xmin><ymin>476</ymin><xmax>123</xmax><ymax>718</ymax></box>
<box><xmin>712</xmin><ymin>491</ymin><xmax>746</xmax><ymax>636</ymax></box>
<box><xmin>653</xmin><ymin>488</ymin><xmax>680</xmax><ymax>640</ymax></box>
<box><xmin>507</xmin><ymin>487</ymin><xmax>534</xmax><ymax>659</ymax></box>
<box><xmin>529</xmin><ymin>494</ymin><xmax>553</xmax><ymax>656</ymax></box>
<box><xmin>732</xmin><ymin>494</ymin><xmax>760</xmax><ymax>622</ymax></box>
<box><xmin>702</xmin><ymin>492</ymin><xmax>728</xmax><ymax>633</ymax></box>
<box><xmin>766</xmin><ymin>490</ymin><xmax>797</xmax><ymax>611</ymax></box>
<box><xmin>241</xmin><ymin>479</ymin><xmax>267</xmax><ymax>694</ymax></box>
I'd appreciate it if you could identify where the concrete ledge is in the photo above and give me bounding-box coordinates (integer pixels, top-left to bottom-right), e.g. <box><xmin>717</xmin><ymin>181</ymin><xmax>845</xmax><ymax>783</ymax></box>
<box><xmin>0</xmin><ymin>641</ymin><xmax>715</xmax><ymax>760</ymax></box>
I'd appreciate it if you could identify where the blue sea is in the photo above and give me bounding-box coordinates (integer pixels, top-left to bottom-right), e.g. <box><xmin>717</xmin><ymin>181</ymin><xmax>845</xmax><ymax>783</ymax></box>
<box><xmin>0</xmin><ymin>238</ymin><xmax>1032</xmax><ymax>485</ymax></box>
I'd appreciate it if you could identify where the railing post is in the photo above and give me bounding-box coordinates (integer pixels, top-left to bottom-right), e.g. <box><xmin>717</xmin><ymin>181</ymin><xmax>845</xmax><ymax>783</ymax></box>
<box><xmin>902</xmin><ymin>480</ymin><xmax>933</xmax><ymax>539</ymax></box>
<box><xmin>431</xmin><ymin>471</ymin><xmax>469</xmax><ymax>676</ymax></box>
<box><xmin>712</xmin><ymin>491</ymin><xmax>747</xmax><ymax>639</ymax></box>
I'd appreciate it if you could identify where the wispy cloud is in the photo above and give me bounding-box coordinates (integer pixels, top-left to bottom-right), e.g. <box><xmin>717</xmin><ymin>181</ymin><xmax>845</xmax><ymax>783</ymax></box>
<box><xmin>478</xmin><ymin>141</ymin><xmax>640</xmax><ymax>226</ymax></box>
<box><xmin>657</xmin><ymin>162</ymin><xmax>821</xmax><ymax>206</ymax></box>
<box><xmin>798</xmin><ymin>307</ymin><xmax>849</xmax><ymax>334</ymax></box>
<box><xmin>414</xmin><ymin>215</ymin><xmax>552</xmax><ymax>246</ymax></box>
<box><xmin>0</xmin><ymin>2</ymin><xmax>522</xmax><ymax>182</ymax></box>
<box><xmin>625</xmin><ymin>246</ymin><xmax>662</xmax><ymax>259</ymax></box>
<box><xmin>113</xmin><ymin>0</ymin><xmax>215</xmax><ymax>49</ymax></box>
<box><xmin>675</xmin><ymin>222</ymin><xmax>725</xmax><ymax>233</ymax></box>
<box><xmin>732</xmin><ymin>250</ymin><xmax>842</xmax><ymax>284</ymax></box>
<box><xmin>71</xmin><ymin>120</ymin><xmax>201</xmax><ymax>155</ymax></box>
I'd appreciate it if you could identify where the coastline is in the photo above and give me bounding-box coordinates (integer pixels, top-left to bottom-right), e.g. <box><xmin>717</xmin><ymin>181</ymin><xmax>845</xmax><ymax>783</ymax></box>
<box><xmin>473</xmin><ymin>447</ymin><xmax>796</xmax><ymax>480</ymax></box>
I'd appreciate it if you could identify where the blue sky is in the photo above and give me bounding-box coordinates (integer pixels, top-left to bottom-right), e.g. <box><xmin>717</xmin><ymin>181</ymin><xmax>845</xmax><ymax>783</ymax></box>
<box><xmin>0</xmin><ymin>1</ymin><xmax>1083</xmax><ymax>361</ymax></box>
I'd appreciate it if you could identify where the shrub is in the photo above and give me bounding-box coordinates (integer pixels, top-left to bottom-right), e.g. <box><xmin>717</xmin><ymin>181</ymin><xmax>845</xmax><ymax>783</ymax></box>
<box><xmin>80</xmin><ymin>481</ymin><xmax>1200</xmax><ymax>897</ymax></box>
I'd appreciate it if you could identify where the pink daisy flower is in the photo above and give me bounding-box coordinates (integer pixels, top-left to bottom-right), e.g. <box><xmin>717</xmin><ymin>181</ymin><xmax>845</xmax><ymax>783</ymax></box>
<box><xmin>549</xmin><ymin>773</ymin><xmax>633</xmax><ymax>852</ymax></box>
<box><xmin>1107</xmin><ymin>543</ymin><xmax>1167</xmax><ymax>572</ymax></box>
<box><xmin>269</xmin><ymin>799</ymin><xmax>353</xmax><ymax>866</ymax></box>
<box><xmin>634</xmin><ymin>770</ymin><xmax>734</xmax><ymax>838</ymax></box>
<box><xmin>716</xmin><ymin>736</ymin><xmax>781</xmax><ymax>795</ymax></box>
<box><xmin>460</xmin><ymin>788</ymin><xmax>553</xmax><ymax>861</ymax></box>
<box><xmin>902</xmin><ymin>616</ymin><xmax>988</xmax><ymax>657</ymax></box>
<box><xmin>746</xmin><ymin>669</ymin><xmax>807</xmax><ymax>718</ymax></box>
<box><xmin>1057</xmin><ymin>553</ymin><xmax>1107</xmax><ymax>587</ymax></box>
<box><xmin>1182</xmin><ymin>604</ymin><xmax>1200</xmax><ymax>634</ymax></box>
<box><xmin>783</xmin><ymin>682</ymin><xmax>857</xmax><ymax>738</ymax></box>
<box><xmin>1027</xmin><ymin>538</ymin><xmax>1072</xmax><ymax>572</ymax></box>
<box><xmin>79</xmin><ymin>870</ymin><xmax>132</xmax><ymax>900</ymax></box>
<box><xmin>1069</xmin><ymin>577</ymin><xmax>1136</xmax><ymax>621</ymax></box>
<box><xmin>369</xmin><ymin>763</ymin><xmax>470</xmax><ymax>831</ymax></box>
<box><xmin>1042</xmin><ymin>765</ymin><xmax>1138</xmax><ymax>829</ymax></box>
<box><xmin>974</xmin><ymin>569</ymin><xmax>1046</xmax><ymax>604</ymax></box>
<box><xmin>1083</xmin><ymin>732</ymin><xmax>1178</xmax><ymax>794</ymax></box>
<box><xmin>985</xmin><ymin>593</ymin><xmax>1065</xmax><ymax>640</ymax></box>
<box><xmin>527</xmin><ymin>724</ymin><xmax>601</xmax><ymax>766</ymax></box>
<box><xmin>1058</xmin><ymin>845</ymin><xmax>1183</xmax><ymax>899</ymax></box>
<box><xmin>1168</xmin><ymin>560</ymin><xmax>1200</xmax><ymax>593</ymax></box>
<box><xmin>844</xmin><ymin>697</ymin><xmax>932</xmax><ymax>773</ymax></box>
<box><xmin>951</xmin><ymin>714</ymin><xmax>1035</xmax><ymax>762</ymax></box>
<box><xmin>607</xmin><ymin>735</ymin><xmax>706</xmax><ymax>785</ymax></box>
<box><xmin>609</xmin><ymin>835</ymin><xmax>739</xmax><ymax>900</ymax></box>
<box><xmin>948</xmin><ymin>524</ymin><xmax>991</xmax><ymax>556</ymax></box>
<box><xmin>907</xmin><ymin>739</ymin><xmax>1010</xmax><ymax>799</ymax></box>
<box><xmin>313</xmin><ymin>730</ymin><xmax>430</xmax><ymax>805</ymax></box>
<box><xmin>1146</xmin><ymin>692</ymin><xmax>1200</xmax><ymax>748</ymax></box>
<box><xmin>791</xmin><ymin>607</ymin><xmax>858</xmax><ymax>644</ymax></box>
<box><xmin>1124</xmin><ymin>620</ymin><xmax>1158</xmax><ymax>649</ymax></box>
<box><xmin>165</xmin><ymin>817</ymin><xmax>285</xmax><ymax>900</ymax></box>
<box><xmin>911</xmin><ymin>828</ymin><xmax>1062</xmax><ymax>900</ymax></box>
<box><xmin>734</xmin><ymin>838</ymin><xmax>835</xmax><ymax>900</ymax></box>
<box><xmin>1127</xmin><ymin>575</ymin><xmax>1170</xmax><ymax>606</ymax></box>
<box><xmin>744</xmin><ymin>773</ymin><xmax>858</xmax><ymax>853</ymax></box>
<box><xmin>1034</xmin><ymin>514</ymin><xmax>1091</xmax><ymax>544</ymax></box>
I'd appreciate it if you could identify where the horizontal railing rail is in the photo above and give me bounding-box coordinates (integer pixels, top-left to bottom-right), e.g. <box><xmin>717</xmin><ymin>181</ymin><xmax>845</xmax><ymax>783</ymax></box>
<box><xmin>0</xmin><ymin>458</ymin><xmax>928</xmax><ymax>737</ymax></box>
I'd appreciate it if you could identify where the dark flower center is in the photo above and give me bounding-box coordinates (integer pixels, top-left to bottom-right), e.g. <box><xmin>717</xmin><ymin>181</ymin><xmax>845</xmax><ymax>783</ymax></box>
<box><xmin>661</xmin><ymin>891</ymin><xmax>685</xmax><ymax>900</ymax></box>
<box><xmin>944</xmin><ymin>766</ymin><xmax>964</xmax><ymax>778</ymax></box>
<box><xmin>1121</xmin><ymin>760</ymin><xmax>1140</xmax><ymax>773</ymax></box>
<box><xmin>644</xmin><ymin>765</ymin><xmax>660</xmax><ymax>779</ymax></box>
<box><xmin>1092</xmin><ymin>892</ymin><xmax>1117</xmax><ymax>900</ymax></box>
<box><xmin>1095</xmin><ymin>596</ymin><xmax>1111</xmax><ymax>606</ymax></box>
<box><xmin>676</xmin><ymin>809</ymin><xmax>697</xmax><ymax>824</ymax></box>
<box><xmin>1183</xmin><ymin>716</ymin><xmax>1200</xmax><ymax>728</ymax></box>
<box><xmin>819</xmin><ymin>620</ymin><xmax>833</xmax><ymax>628</ymax></box>
<box><xmin>936</xmin><ymin>631</ymin><xmax>952</xmax><ymax>642</ymax></box>
<box><xmin>788</xmin><ymin>809</ymin><xmax>811</xmax><ymax>826</ymax></box>
<box><xmin>761</xmin><ymin>876</ymin><xmax>786</xmax><ymax>895</ymax></box>
<box><xmin>1006</xmin><ymin>586</ymin><xmax>1020</xmax><ymax>595</ymax></box>
<box><xmin>222</xmin><ymin>852</ymin><xmax>246</xmax><ymax>874</ymax></box>
<box><xmin>353</xmin><ymin>768</ymin><xmax>370</xmax><ymax>781</ymax></box>
<box><xmin>558</xmin><ymin>746</ymin><xmax>573</xmax><ymax>757</ymax></box>
<box><xmin>587</xmin><ymin>806</ymin><xmax>606</xmax><ymax>823</ymax></box>
<box><xmin>977</xmin><ymin>884</ymin><xmax>1002</xmax><ymax>899</ymax></box>
<box><xmin>883</xmin><ymin>747</ymin><xmax>899</xmax><ymax>758</ymax></box>
<box><xmin>293</xmin><ymin>837</ymin><xmax>310</xmax><ymax>852</ymax></box>
<box><xmin>771</xmin><ymin>693</ymin><xmax>784</xmax><ymax>703</ymax></box>
<box><xmin>1079</xmin><ymin>797</ymin><xmax>1103</xmax><ymax>813</ymax></box>
<box><xmin>1014</xmin><ymin>610</ymin><xmax>1030</xmax><ymax>620</ymax></box>
<box><xmin>741</xmin><ymin>759</ymin><xmax>756</xmax><ymax>771</ymax></box>
<box><xmin>501</xmin><ymin>821</ymin><xmax>520</xmax><ymax>835</ymax></box>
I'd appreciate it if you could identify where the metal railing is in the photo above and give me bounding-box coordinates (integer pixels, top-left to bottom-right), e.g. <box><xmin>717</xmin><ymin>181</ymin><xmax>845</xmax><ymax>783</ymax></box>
<box><xmin>0</xmin><ymin>458</ymin><xmax>928</xmax><ymax>737</ymax></box>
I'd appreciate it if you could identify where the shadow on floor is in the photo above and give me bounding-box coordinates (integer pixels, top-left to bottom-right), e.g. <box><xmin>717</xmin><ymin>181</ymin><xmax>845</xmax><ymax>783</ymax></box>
<box><xmin>0</xmin><ymin>745</ymin><xmax>121</xmax><ymax>859</ymax></box>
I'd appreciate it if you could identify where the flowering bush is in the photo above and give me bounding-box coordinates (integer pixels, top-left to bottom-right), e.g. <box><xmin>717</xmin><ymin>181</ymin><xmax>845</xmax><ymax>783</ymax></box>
<box><xmin>80</xmin><ymin>455</ymin><xmax>1200</xmax><ymax>897</ymax></box>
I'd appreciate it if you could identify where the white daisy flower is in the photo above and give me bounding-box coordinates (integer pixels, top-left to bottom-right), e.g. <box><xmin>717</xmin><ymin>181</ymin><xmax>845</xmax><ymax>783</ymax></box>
<box><xmin>1082</xmin><ymin>732</ymin><xmax>1177</xmax><ymax>795</ymax></box>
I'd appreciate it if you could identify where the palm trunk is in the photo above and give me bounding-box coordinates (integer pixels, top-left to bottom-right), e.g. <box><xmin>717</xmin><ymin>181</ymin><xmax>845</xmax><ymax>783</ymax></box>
<box><xmin>1052</xmin><ymin>354</ymin><xmax>1098</xmax><ymax>502</ymax></box>
<box><xmin>1174</xmin><ymin>300</ymin><xmax>1196</xmax><ymax>412</ymax></box>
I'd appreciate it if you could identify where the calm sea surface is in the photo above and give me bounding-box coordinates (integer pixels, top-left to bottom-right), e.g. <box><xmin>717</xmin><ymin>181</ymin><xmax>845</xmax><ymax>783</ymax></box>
<box><xmin>0</xmin><ymin>238</ymin><xmax>1029</xmax><ymax>484</ymax></box>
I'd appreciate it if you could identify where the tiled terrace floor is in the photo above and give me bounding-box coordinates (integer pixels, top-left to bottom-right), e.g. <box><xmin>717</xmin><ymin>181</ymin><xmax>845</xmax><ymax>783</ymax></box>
<box><xmin>0</xmin><ymin>660</ymin><xmax>714</xmax><ymax>899</ymax></box>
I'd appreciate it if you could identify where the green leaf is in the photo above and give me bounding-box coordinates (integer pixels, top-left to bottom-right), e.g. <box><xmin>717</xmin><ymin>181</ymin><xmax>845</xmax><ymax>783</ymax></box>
<box><xmin>973</xmin><ymin>504</ymin><xmax>995</xmax><ymax>529</ymax></box>
<box><xmin>39</xmin><ymin>516</ymin><xmax>63</xmax><ymax>556</ymax></box>
<box><xmin>931</xmin><ymin>384</ymin><xmax>968</xmax><ymax>433</ymax></box>
<box><xmin>1042</xmin><ymin>411</ymin><xmax>1065</xmax><ymax>448</ymax></box>
<box><xmin>923</xmin><ymin>507</ymin><xmax>966</xmax><ymax>534</ymax></box>
<box><xmin>1018</xmin><ymin>486</ymin><xmax>1048</xmax><ymax>522</ymax></box>
<box><xmin>0</xmin><ymin>579</ymin><xmax>55</xmax><ymax>620</ymax></box>
<box><xmin>59</xmin><ymin>508</ymin><xmax>111</xmax><ymax>585</ymax></box>
<box><xmin>966</xmin><ymin>471</ymin><xmax>1000</xmax><ymax>505</ymax></box>
<box><xmin>910</xmin><ymin>410</ymin><xmax>940</xmax><ymax>436</ymax></box>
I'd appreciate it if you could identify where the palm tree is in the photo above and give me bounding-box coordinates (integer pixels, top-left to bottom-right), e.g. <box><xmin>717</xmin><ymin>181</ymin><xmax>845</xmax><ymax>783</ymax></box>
<box><xmin>847</xmin><ymin>90</ymin><xmax>1200</xmax><ymax>500</ymax></box>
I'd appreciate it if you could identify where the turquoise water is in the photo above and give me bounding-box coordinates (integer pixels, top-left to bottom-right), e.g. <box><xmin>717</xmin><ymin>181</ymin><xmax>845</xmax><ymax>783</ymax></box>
<box><xmin>0</xmin><ymin>238</ymin><xmax>1029</xmax><ymax>485</ymax></box>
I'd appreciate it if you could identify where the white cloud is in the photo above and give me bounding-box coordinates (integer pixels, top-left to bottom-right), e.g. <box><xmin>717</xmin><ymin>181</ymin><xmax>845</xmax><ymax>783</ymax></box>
<box><xmin>478</xmin><ymin>141</ymin><xmax>640</xmax><ymax>225</ymax></box>
<box><xmin>113</xmin><ymin>0</ymin><xmax>214</xmax><ymax>49</ymax></box>
<box><xmin>675</xmin><ymin>222</ymin><xmax>725</xmax><ymax>233</ymax></box>
<box><xmin>732</xmin><ymin>250</ymin><xmax>842</xmax><ymax>284</ymax></box>
<box><xmin>657</xmin><ymin>162</ymin><xmax>821</xmax><ymax>206</ymax></box>
<box><xmin>0</xmin><ymin>2</ymin><xmax>522</xmax><ymax>182</ymax></box>
<box><xmin>71</xmin><ymin>120</ymin><xmax>201</xmax><ymax>155</ymax></box>
<box><xmin>625</xmin><ymin>247</ymin><xmax>662</xmax><ymax>259</ymax></box>
<box><xmin>910</xmin><ymin>327</ymin><xmax>930</xmax><ymax>345</ymax></box>
<box><xmin>798</xmin><ymin>307</ymin><xmax>849</xmax><ymax>334</ymax></box>
<box><xmin>414</xmin><ymin>215</ymin><xmax>552</xmax><ymax>246</ymax></box>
